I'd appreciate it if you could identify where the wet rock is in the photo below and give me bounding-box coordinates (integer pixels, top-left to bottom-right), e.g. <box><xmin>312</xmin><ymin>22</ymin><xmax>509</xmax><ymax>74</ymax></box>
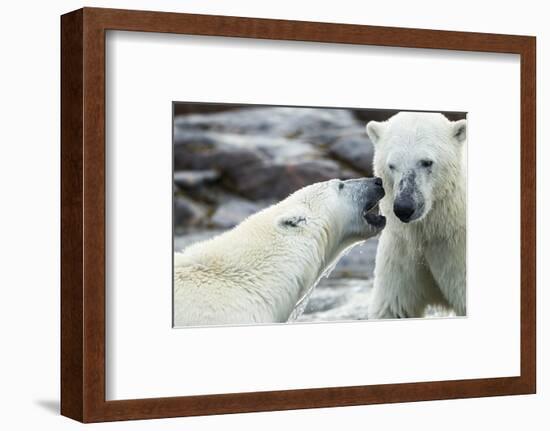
<box><xmin>329</xmin><ymin>133</ymin><xmax>375</xmax><ymax>176</ymax></box>
<box><xmin>174</xmin><ymin>107</ymin><xmax>361</xmax><ymax>140</ymax></box>
<box><xmin>174</xmin><ymin>104</ymin><xmax>242</xmax><ymax>116</ymax></box>
<box><xmin>226</xmin><ymin>159</ymin><xmax>359</xmax><ymax>201</ymax></box>
<box><xmin>173</xmin><ymin>130</ymin><xmax>319</xmax><ymax>172</ymax></box>
<box><xmin>173</xmin><ymin>107</ymin><xmax>373</xmax><ymax>201</ymax></box>
<box><xmin>173</xmin><ymin>196</ymin><xmax>208</xmax><ymax>231</ymax></box>
<box><xmin>299</xmin><ymin>127</ymin><xmax>363</xmax><ymax>147</ymax></box>
<box><xmin>174</xmin><ymin>133</ymin><xmax>263</xmax><ymax>172</ymax></box>
<box><xmin>352</xmin><ymin>109</ymin><xmax>399</xmax><ymax>124</ymax></box>
<box><xmin>181</xmin><ymin>184</ymin><xmax>243</xmax><ymax>207</ymax></box>
<box><xmin>174</xmin><ymin>170</ymin><xmax>220</xmax><ymax>189</ymax></box>
<box><xmin>210</xmin><ymin>199</ymin><xmax>266</xmax><ymax>228</ymax></box>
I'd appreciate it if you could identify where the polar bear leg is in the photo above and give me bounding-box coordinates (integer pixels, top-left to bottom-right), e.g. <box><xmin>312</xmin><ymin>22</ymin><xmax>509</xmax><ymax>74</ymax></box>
<box><xmin>370</xmin><ymin>233</ymin><xmax>447</xmax><ymax>318</ymax></box>
<box><xmin>425</xmin><ymin>242</ymin><xmax>466</xmax><ymax>316</ymax></box>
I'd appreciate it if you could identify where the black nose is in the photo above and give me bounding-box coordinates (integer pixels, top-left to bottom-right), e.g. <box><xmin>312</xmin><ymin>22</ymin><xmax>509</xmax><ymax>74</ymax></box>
<box><xmin>394</xmin><ymin>199</ymin><xmax>415</xmax><ymax>222</ymax></box>
<box><xmin>373</xmin><ymin>177</ymin><xmax>383</xmax><ymax>187</ymax></box>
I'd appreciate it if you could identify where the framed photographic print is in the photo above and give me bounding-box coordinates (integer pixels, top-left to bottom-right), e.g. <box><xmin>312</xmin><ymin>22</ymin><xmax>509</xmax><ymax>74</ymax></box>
<box><xmin>61</xmin><ymin>7</ymin><xmax>536</xmax><ymax>422</ymax></box>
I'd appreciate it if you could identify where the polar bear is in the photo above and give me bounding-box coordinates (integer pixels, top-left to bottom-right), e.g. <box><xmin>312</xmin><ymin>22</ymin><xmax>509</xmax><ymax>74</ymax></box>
<box><xmin>366</xmin><ymin>112</ymin><xmax>467</xmax><ymax>318</ymax></box>
<box><xmin>174</xmin><ymin>177</ymin><xmax>386</xmax><ymax>326</ymax></box>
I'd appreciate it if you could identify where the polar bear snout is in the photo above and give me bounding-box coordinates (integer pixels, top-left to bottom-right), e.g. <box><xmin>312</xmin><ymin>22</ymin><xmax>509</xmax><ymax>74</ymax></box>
<box><xmin>394</xmin><ymin>196</ymin><xmax>415</xmax><ymax>222</ymax></box>
<box><xmin>361</xmin><ymin>177</ymin><xmax>385</xmax><ymax>209</ymax></box>
<box><xmin>393</xmin><ymin>171</ymin><xmax>425</xmax><ymax>223</ymax></box>
<box><xmin>355</xmin><ymin>177</ymin><xmax>386</xmax><ymax>230</ymax></box>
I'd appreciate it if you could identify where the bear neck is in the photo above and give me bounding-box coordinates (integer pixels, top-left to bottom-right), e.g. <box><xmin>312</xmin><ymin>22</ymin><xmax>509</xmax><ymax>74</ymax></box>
<box><xmin>205</xmin><ymin>216</ymin><xmax>332</xmax><ymax>321</ymax></box>
<box><xmin>180</xmin><ymin>204</ymin><xmax>361</xmax><ymax>322</ymax></box>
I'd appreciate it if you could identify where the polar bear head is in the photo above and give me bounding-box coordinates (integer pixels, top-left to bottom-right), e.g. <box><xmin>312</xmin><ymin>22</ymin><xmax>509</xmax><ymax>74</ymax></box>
<box><xmin>272</xmin><ymin>177</ymin><xmax>386</xmax><ymax>254</ymax></box>
<box><xmin>366</xmin><ymin>112</ymin><xmax>466</xmax><ymax>223</ymax></box>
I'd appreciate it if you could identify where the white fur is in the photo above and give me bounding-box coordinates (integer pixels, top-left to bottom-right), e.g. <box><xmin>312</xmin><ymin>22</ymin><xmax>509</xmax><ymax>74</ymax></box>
<box><xmin>367</xmin><ymin>112</ymin><xmax>467</xmax><ymax>318</ymax></box>
<box><xmin>174</xmin><ymin>179</ymin><xmax>382</xmax><ymax>326</ymax></box>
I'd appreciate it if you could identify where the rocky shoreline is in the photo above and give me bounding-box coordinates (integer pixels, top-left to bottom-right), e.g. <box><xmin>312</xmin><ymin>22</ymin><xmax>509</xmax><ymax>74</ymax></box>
<box><xmin>173</xmin><ymin>107</ymin><xmax>376</xmax><ymax>234</ymax></box>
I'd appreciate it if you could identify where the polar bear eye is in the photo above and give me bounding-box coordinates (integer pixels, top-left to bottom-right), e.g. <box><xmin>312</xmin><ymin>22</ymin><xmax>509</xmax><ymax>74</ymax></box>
<box><xmin>338</xmin><ymin>182</ymin><xmax>345</xmax><ymax>190</ymax></box>
<box><xmin>420</xmin><ymin>159</ymin><xmax>434</xmax><ymax>168</ymax></box>
<box><xmin>388</xmin><ymin>164</ymin><xmax>396</xmax><ymax>171</ymax></box>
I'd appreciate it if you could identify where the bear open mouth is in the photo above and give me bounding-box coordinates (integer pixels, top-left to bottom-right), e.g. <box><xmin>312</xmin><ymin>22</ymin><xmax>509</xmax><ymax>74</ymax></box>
<box><xmin>362</xmin><ymin>204</ymin><xmax>386</xmax><ymax>229</ymax></box>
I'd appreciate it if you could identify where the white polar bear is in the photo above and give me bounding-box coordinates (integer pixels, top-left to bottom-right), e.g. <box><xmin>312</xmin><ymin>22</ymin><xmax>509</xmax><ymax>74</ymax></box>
<box><xmin>174</xmin><ymin>178</ymin><xmax>386</xmax><ymax>327</ymax></box>
<box><xmin>366</xmin><ymin>112</ymin><xmax>467</xmax><ymax>318</ymax></box>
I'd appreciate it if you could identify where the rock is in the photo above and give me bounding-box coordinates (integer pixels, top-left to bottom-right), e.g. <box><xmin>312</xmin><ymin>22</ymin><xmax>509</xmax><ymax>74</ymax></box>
<box><xmin>173</xmin><ymin>108</ymin><xmax>372</xmax><ymax>201</ymax></box>
<box><xmin>173</xmin><ymin>196</ymin><xmax>208</xmax><ymax>231</ymax></box>
<box><xmin>226</xmin><ymin>159</ymin><xmax>359</xmax><ymax>200</ymax></box>
<box><xmin>352</xmin><ymin>109</ymin><xmax>399</xmax><ymax>124</ymax></box>
<box><xmin>173</xmin><ymin>130</ymin><xmax>319</xmax><ymax>171</ymax></box>
<box><xmin>173</xmin><ymin>132</ymin><xmax>263</xmax><ymax>172</ymax></box>
<box><xmin>210</xmin><ymin>199</ymin><xmax>266</xmax><ymax>228</ymax></box>
<box><xmin>174</xmin><ymin>128</ymin><xmax>361</xmax><ymax>200</ymax></box>
<box><xmin>442</xmin><ymin>112</ymin><xmax>467</xmax><ymax>121</ymax></box>
<box><xmin>352</xmin><ymin>109</ymin><xmax>466</xmax><ymax>125</ymax></box>
<box><xmin>299</xmin><ymin>126</ymin><xmax>364</xmax><ymax>147</ymax></box>
<box><xmin>174</xmin><ymin>104</ymin><xmax>242</xmax><ymax>116</ymax></box>
<box><xmin>329</xmin><ymin>133</ymin><xmax>375</xmax><ymax>176</ymax></box>
<box><xmin>174</xmin><ymin>107</ymin><xmax>361</xmax><ymax>140</ymax></box>
<box><xmin>174</xmin><ymin>170</ymin><xmax>220</xmax><ymax>189</ymax></box>
<box><xmin>181</xmin><ymin>184</ymin><xmax>245</xmax><ymax>207</ymax></box>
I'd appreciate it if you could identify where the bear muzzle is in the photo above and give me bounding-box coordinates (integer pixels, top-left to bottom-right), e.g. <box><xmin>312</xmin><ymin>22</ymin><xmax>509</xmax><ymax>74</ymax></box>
<box><xmin>393</xmin><ymin>197</ymin><xmax>416</xmax><ymax>223</ymax></box>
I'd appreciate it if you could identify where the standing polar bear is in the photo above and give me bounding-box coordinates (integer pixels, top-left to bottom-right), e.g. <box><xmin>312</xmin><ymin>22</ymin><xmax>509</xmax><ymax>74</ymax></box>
<box><xmin>174</xmin><ymin>178</ymin><xmax>386</xmax><ymax>327</ymax></box>
<box><xmin>366</xmin><ymin>112</ymin><xmax>467</xmax><ymax>318</ymax></box>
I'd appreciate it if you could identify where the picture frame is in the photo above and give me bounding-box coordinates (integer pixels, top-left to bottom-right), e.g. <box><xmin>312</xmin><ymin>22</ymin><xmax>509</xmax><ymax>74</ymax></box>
<box><xmin>61</xmin><ymin>7</ymin><xmax>536</xmax><ymax>423</ymax></box>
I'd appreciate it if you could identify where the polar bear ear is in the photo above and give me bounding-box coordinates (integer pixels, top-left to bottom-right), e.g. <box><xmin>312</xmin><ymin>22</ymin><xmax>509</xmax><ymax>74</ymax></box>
<box><xmin>277</xmin><ymin>213</ymin><xmax>308</xmax><ymax>230</ymax></box>
<box><xmin>452</xmin><ymin>119</ymin><xmax>467</xmax><ymax>144</ymax></box>
<box><xmin>366</xmin><ymin>120</ymin><xmax>385</xmax><ymax>145</ymax></box>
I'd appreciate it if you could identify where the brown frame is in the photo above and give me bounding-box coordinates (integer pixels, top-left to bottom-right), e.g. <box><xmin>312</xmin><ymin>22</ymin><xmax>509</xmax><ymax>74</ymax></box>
<box><xmin>61</xmin><ymin>7</ymin><xmax>536</xmax><ymax>423</ymax></box>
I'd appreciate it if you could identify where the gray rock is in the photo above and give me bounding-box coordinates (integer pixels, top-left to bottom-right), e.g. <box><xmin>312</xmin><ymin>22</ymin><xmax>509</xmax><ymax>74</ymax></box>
<box><xmin>329</xmin><ymin>133</ymin><xmax>375</xmax><ymax>176</ymax></box>
<box><xmin>173</xmin><ymin>130</ymin><xmax>319</xmax><ymax>172</ymax></box>
<box><xmin>173</xmin><ymin>196</ymin><xmax>208</xmax><ymax>230</ymax></box>
<box><xmin>174</xmin><ymin>130</ymin><xmax>313</xmax><ymax>157</ymax></box>
<box><xmin>174</xmin><ymin>170</ymin><xmax>220</xmax><ymax>189</ymax></box>
<box><xmin>352</xmin><ymin>109</ymin><xmax>399</xmax><ymax>124</ymax></box>
<box><xmin>173</xmin><ymin>107</ymin><xmax>372</xmax><ymax>201</ymax></box>
<box><xmin>226</xmin><ymin>159</ymin><xmax>359</xmax><ymax>201</ymax></box>
<box><xmin>210</xmin><ymin>199</ymin><xmax>266</xmax><ymax>228</ymax></box>
<box><xmin>174</xmin><ymin>107</ymin><xmax>361</xmax><ymax>140</ymax></box>
<box><xmin>174</xmin><ymin>134</ymin><xmax>263</xmax><ymax>172</ymax></box>
<box><xmin>299</xmin><ymin>126</ymin><xmax>364</xmax><ymax>147</ymax></box>
<box><xmin>181</xmin><ymin>184</ymin><xmax>246</xmax><ymax>207</ymax></box>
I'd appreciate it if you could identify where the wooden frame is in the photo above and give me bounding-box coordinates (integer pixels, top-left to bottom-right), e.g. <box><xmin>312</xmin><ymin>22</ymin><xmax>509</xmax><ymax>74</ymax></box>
<box><xmin>61</xmin><ymin>7</ymin><xmax>536</xmax><ymax>423</ymax></box>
